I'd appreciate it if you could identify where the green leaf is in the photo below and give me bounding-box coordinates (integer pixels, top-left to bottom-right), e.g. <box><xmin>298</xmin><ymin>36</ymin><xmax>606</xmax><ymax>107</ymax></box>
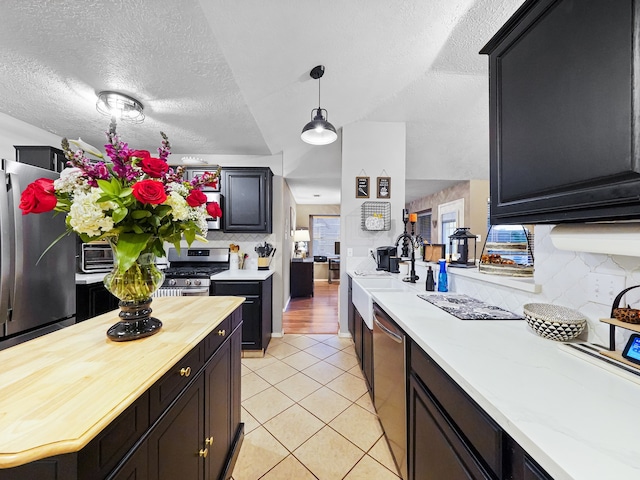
<box><xmin>131</xmin><ymin>210</ymin><xmax>152</xmax><ymax>219</ymax></box>
<box><xmin>132</xmin><ymin>224</ymin><xmax>144</xmax><ymax>234</ymax></box>
<box><xmin>155</xmin><ymin>205</ymin><xmax>172</xmax><ymax>218</ymax></box>
<box><xmin>118</xmin><ymin>187</ymin><xmax>132</xmax><ymax>198</ymax></box>
<box><xmin>184</xmin><ymin>228</ymin><xmax>196</xmax><ymax>246</ymax></box>
<box><xmin>114</xmin><ymin>233</ymin><xmax>152</xmax><ymax>272</ymax></box>
<box><xmin>112</xmin><ymin>207</ymin><xmax>128</xmax><ymax>224</ymax></box>
<box><xmin>97</xmin><ymin>179</ymin><xmax>117</xmax><ymax>195</ymax></box>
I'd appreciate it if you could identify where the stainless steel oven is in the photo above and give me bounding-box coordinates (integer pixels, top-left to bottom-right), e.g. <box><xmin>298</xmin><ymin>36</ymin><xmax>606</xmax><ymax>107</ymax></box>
<box><xmin>80</xmin><ymin>241</ymin><xmax>114</xmax><ymax>273</ymax></box>
<box><xmin>155</xmin><ymin>247</ymin><xmax>229</xmax><ymax>297</ymax></box>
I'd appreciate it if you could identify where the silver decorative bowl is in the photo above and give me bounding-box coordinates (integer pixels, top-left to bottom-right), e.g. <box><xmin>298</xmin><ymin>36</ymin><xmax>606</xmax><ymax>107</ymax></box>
<box><xmin>523</xmin><ymin>303</ymin><xmax>587</xmax><ymax>341</ymax></box>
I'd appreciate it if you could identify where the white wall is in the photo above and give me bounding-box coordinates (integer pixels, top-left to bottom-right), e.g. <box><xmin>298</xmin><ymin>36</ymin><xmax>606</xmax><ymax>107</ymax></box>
<box><xmin>339</xmin><ymin>121</ymin><xmax>406</xmax><ymax>334</ymax></box>
<box><xmin>0</xmin><ymin>112</ymin><xmax>62</xmax><ymax>161</ymax></box>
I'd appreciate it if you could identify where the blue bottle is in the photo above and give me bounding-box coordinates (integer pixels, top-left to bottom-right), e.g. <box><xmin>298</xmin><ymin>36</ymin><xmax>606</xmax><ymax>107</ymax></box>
<box><xmin>437</xmin><ymin>259</ymin><xmax>448</xmax><ymax>292</ymax></box>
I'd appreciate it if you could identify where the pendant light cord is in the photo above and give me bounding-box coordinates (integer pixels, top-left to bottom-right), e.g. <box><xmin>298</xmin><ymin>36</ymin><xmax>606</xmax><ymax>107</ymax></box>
<box><xmin>317</xmin><ymin>77</ymin><xmax>322</xmax><ymax>110</ymax></box>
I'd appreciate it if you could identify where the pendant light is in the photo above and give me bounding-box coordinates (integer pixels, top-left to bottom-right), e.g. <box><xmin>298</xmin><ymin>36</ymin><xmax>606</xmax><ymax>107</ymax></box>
<box><xmin>301</xmin><ymin>65</ymin><xmax>337</xmax><ymax>145</ymax></box>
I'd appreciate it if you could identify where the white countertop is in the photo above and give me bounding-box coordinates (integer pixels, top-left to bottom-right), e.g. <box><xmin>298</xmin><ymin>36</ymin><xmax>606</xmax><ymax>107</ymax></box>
<box><xmin>77</xmin><ymin>268</ymin><xmax>274</xmax><ymax>285</ymax></box>
<box><xmin>212</xmin><ymin>269</ymin><xmax>274</xmax><ymax>281</ymax></box>
<box><xmin>349</xmin><ymin>271</ymin><xmax>640</xmax><ymax>479</ymax></box>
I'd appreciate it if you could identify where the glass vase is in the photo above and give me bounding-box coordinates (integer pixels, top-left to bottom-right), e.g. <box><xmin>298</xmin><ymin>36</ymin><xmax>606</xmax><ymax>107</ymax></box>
<box><xmin>103</xmin><ymin>237</ymin><xmax>165</xmax><ymax>342</ymax></box>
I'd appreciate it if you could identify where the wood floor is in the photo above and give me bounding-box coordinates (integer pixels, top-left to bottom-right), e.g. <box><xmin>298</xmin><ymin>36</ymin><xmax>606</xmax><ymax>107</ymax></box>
<box><xmin>283</xmin><ymin>281</ymin><xmax>340</xmax><ymax>334</ymax></box>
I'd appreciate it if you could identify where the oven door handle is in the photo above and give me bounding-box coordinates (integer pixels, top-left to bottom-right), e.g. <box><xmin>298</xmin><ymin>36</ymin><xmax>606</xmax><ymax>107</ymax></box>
<box><xmin>181</xmin><ymin>287</ymin><xmax>210</xmax><ymax>296</ymax></box>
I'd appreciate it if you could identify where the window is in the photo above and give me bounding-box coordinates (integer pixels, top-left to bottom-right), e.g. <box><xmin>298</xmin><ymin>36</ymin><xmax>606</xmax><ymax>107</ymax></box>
<box><xmin>438</xmin><ymin>199</ymin><xmax>464</xmax><ymax>257</ymax></box>
<box><xmin>416</xmin><ymin>211</ymin><xmax>432</xmax><ymax>243</ymax></box>
<box><xmin>311</xmin><ymin>215</ymin><xmax>340</xmax><ymax>257</ymax></box>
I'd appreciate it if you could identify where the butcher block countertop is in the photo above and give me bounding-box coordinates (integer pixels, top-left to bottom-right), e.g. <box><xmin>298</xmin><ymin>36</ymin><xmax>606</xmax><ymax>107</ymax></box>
<box><xmin>0</xmin><ymin>296</ymin><xmax>244</xmax><ymax>468</ymax></box>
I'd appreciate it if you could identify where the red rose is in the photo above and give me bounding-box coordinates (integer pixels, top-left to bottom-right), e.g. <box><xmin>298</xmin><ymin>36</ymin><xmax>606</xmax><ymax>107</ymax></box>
<box><xmin>132</xmin><ymin>179</ymin><xmax>167</xmax><ymax>205</ymax></box>
<box><xmin>206</xmin><ymin>201</ymin><xmax>222</xmax><ymax>219</ymax></box>
<box><xmin>205</xmin><ymin>178</ymin><xmax>218</xmax><ymax>189</ymax></box>
<box><xmin>140</xmin><ymin>157</ymin><xmax>169</xmax><ymax>178</ymax></box>
<box><xmin>129</xmin><ymin>150</ymin><xmax>151</xmax><ymax>161</ymax></box>
<box><xmin>186</xmin><ymin>189</ymin><xmax>207</xmax><ymax>207</ymax></box>
<box><xmin>19</xmin><ymin>178</ymin><xmax>57</xmax><ymax>215</ymax></box>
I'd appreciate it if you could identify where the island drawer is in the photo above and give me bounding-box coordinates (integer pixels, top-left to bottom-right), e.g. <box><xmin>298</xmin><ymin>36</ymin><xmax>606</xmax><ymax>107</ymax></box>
<box><xmin>149</xmin><ymin>341</ymin><xmax>205</xmax><ymax>421</ymax></box>
<box><xmin>211</xmin><ymin>281</ymin><xmax>260</xmax><ymax>296</ymax></box>
<box><xmin>410</xmin><ymin>342</ymin><xmax>503</xmax><ymax>478</ymax></box>
<box><xmin>205</xmin><ymin>315</ymin><xmax>231</xmax><ymax>358</ymax></box>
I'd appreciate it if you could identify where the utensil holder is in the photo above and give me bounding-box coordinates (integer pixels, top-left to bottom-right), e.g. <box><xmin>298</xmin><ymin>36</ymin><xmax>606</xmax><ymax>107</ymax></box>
<box><xmin>257</xmin><ymin>257</ymin><xmax>270</xmax><ymax>270</ymax></box>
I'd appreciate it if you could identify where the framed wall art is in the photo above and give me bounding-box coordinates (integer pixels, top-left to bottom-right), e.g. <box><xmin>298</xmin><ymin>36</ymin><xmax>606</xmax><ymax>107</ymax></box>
<box><xmin>356</xmin><ymin>176</ymin><xmax>370</xmax><ymax>198</ymax></box>
<box><xmin>377</xmin><ymin>176</ymin><xmax>391</xmax><ymax>199</ymax></box>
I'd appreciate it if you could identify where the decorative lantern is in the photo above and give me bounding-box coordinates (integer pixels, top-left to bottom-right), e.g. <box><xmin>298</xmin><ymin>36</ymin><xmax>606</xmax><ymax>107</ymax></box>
<box><xmin>448</xmin><ymin>227</ymin><xmax>477</xmax><ymax>268</ymax></box>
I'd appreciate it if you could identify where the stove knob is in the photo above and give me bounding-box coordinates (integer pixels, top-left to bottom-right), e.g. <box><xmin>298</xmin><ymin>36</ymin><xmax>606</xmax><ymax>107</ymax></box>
<box><xmin>194</xmin><ymin>279</ymin><xmax>202</xmax><ymax>286</ymax></box>
<box><xmin>185</xmin><ymin>279</ymin><xmax>192</xmax><ymax>286</ymax></box>
<box><xmin>168</xmin><ymin>279</ymin><xmax>177</xmax><ymax>286</ymax></box>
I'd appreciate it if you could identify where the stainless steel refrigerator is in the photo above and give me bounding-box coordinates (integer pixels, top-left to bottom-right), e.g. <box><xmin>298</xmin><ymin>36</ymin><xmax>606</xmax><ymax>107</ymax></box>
<box><xmin>0</xmin><ymin>159</ymin><xmax>76</xmax><ymax>350</ymax></box>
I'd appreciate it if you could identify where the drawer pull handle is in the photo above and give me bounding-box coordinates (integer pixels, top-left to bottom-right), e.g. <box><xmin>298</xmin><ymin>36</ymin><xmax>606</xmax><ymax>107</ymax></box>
<box><xmin>205</xmin><ymin>436</ymin><xmax>214</xmax><ymax>445</ymax></box>
<box><xmin>199</xmin><ymin>448</ymin><xmax>208</xmax><ymax>458</ymax></box>
<box><xmin>217</xmin><ymin>329</ymin><xmax>226</xmax><ymax>336</ymax></box>
<box><xmin>180</xmin><ymin>367</ymin><xmax>191</xmax><ymax>377</ymax></box>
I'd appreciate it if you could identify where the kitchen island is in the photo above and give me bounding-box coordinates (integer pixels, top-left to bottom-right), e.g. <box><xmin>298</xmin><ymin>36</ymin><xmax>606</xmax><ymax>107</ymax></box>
<box><xmin>0</xmin><ymin>296</ymin><xmax>244</xmax><ymax>479</ymax></box>
<box><xmin>351</xmin><ymin>272</ymin><xmax>640</xmax><ymax>479</ymax></box>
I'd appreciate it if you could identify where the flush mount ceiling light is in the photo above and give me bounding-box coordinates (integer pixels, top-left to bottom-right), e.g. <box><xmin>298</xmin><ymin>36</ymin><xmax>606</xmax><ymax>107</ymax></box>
<box><xmin>301</xmin><ymin>65</ymin><xmax>337</xmax><ymax>146</ymax></box>
<box><xmin>96</xmin><ymin>91</ymin><xmax>145</xmax><ymax>124</ymax></box>
<box><xmin>181</xmin><ymin>156</ymin><xmax>207</xmax><ymax>165</ymax></box>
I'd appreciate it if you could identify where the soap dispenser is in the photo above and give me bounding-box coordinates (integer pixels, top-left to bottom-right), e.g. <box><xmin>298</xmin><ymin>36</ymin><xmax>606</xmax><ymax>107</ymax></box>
<box><xmin>437</xmin><ymin>259</ymin><xmax>448</xmax><ymax>292</ymax></box>
<box><xmin>426</xmin><ymin>266</ymin><xmax>435</xmax><ymax>291</ymax></box>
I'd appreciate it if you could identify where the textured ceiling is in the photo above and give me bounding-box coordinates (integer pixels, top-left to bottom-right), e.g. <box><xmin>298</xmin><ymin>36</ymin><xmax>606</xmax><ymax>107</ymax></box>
<box><xmin>0</xmin><ymin>0</ymin><xmax>524</xmax><ymax>204</ymax></box>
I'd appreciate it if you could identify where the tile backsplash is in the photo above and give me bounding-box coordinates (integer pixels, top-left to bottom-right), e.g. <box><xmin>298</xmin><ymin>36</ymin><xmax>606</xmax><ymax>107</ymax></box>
<box><xmin>451</xmin><ymin>225</ymin><xmax>640</xmax><ymax>349</ymax></box>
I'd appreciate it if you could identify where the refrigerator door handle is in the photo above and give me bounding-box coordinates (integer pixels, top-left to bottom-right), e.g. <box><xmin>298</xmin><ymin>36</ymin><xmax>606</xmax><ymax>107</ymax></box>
<box><xmin>0</xmin><ymin>169</ymin><xmax>11</xmax><ymax>325</ymax></box>
<box><xmin>7</xmin><ymin>168</ymin><xmax>25</xmax><ymax>324</ymax></box>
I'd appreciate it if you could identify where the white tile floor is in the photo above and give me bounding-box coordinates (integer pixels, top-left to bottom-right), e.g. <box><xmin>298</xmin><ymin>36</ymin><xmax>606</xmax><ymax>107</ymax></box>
<box><xmin>231</xmin><ymin>334</ymin><xmax>401</xmax><ymax>480</ymax></box>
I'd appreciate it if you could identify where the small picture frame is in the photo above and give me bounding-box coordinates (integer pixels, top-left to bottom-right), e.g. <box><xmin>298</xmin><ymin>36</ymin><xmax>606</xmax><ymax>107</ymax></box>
<box><xmin>356</xmin><ymin>176</ymin><xmax>370</xmax><ymax>198</ymax></box>
<box><xmin>377</xmin><ymin>177</ymin><xmax>391</xmax><ymax>199</ymax></box>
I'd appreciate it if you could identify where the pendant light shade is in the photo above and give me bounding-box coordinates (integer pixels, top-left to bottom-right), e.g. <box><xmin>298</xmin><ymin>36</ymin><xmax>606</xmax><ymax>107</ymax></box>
<box><xmin>301</xmin><ymin>66</ymin><xmax>337</xmax><ymax>145</ymax></box>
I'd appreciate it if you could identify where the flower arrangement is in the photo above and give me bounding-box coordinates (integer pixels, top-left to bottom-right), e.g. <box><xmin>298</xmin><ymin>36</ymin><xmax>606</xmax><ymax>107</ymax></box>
<box><xmin>19</xmin><ymin>130</ymin><xmax>221</xmax><ymax>273</ymax></box>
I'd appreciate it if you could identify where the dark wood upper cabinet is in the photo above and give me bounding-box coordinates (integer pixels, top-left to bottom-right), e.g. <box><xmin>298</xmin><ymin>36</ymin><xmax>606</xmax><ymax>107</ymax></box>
<box><xmin>481</xmin><ymin>0</ymin><xmax>640</xmax><ymax>224</ymax></box>
<box><xmin>221</xmin><ymin>167</ymin><xmax>273</xmax><ymax>233</ymax></box>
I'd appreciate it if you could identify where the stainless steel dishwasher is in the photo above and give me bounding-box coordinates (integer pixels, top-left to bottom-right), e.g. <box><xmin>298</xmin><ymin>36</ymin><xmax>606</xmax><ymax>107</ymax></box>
<box><xmin>373</xmin><ymin>303</ymin><xmax>407</xmax><ymax>480</ymax></box>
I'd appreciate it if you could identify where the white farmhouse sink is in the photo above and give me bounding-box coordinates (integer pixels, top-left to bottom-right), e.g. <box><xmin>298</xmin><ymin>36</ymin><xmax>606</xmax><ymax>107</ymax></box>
<box><xmin>352</xmin><ymin>277</ymin><xmax>410</xmax><ymax>329</ymax></box>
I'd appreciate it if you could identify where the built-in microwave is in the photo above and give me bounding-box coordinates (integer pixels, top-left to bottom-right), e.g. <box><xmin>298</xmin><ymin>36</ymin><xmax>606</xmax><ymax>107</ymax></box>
<box><xmin>80</xmin><ymin>241</ymin><xmax>114</xmax><ymax>273</ymax></box>
<box><xmin>204</xmin><ymin>192</ymin><xmax>222</xmax><ymax>230</ymax></box>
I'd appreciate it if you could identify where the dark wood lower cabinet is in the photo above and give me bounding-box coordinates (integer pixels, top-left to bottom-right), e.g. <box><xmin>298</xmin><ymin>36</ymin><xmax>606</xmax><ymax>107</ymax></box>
<box><xmin>409</xmin><ymin>375</ymin><xmax>491</xmax><ymax>480</ymax></box>
<box><xmin>0</xmin><ymin>311</ymin><xmax>243</xmax><ymax>480</ymax></box>
<box><xmin>408</xmin><ymin>340</ymin><xmax>553</xmax><ymax>480</ymax></box>
<box><xmin>362</xmin><ymin>320</ymin><xmax>373</xmax><ymax>395</ymax></box>
<box><xmin>148</xmin><ymin>374</ymin><xmax>206</xmax><ymax>480</ymax></box>
<box><xmin>76</xmin><ymin>283</ymin><xmax>119</xmax><ymax>322</ymax></box>
<box><xmin>211</xmin><ymin>277</ymin><xmax>272</xmax><ymax>352</ymax></box>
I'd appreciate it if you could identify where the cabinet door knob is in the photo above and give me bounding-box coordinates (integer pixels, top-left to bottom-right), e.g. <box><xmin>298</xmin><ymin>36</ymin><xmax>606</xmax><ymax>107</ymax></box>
<box><xmin>205</xmin><ymin>436</ymin><xmax>214</xmax><ymax>445</ymax></box>
<box><xmin>199</xmin><ymin>448</ymin><xmax>208</xmax><ymax>458</ymax></box>
<box><xmin>180</xmin><ymin>366</ymin><xmax>191</xmax><ymax>377</ymax></box>
<box><xmin>217</xmin><ymin>329</ymin><xmax>226</xmax><ymax>336</ymax></box>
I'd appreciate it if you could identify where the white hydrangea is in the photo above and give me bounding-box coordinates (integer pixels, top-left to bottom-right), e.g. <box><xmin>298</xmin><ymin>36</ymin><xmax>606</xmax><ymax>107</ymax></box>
<box><xmin>164</xmin><ymin>191</ymin><xmax>189</xmax><ymax>221</ymax></box>
<box><xmin>190</xmin><ymin>206</ymin><xmax>208</xmax><ymax>235</ymax></box>
<box><xmin>54</xmin><ymin>167</ymin><xmax>89</xmax><ymax>195</ymax></box>
<box><xmin>167</xmin><ymin>182</ymin><xmax>189</xmax><ymax>197</ymax></box>
<box><xmin>68</xmin><ymin>189</ymin><xmax>115</xmax><ymax>237</ymax></box>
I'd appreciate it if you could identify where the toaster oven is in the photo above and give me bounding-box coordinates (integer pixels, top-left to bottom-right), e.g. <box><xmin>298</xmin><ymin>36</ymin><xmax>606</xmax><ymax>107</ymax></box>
<box><xmin>80</xmin><ymin>241</ymin><xmax>114</xmax><ymax>273</ymax></box>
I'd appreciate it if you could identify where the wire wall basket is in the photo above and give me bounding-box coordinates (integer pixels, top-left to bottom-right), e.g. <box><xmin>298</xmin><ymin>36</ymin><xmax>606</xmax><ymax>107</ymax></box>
<box><xmin>361</xmin><ymin>201</ymin><xmax>391</xmax><ymax>231</ymax></box>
